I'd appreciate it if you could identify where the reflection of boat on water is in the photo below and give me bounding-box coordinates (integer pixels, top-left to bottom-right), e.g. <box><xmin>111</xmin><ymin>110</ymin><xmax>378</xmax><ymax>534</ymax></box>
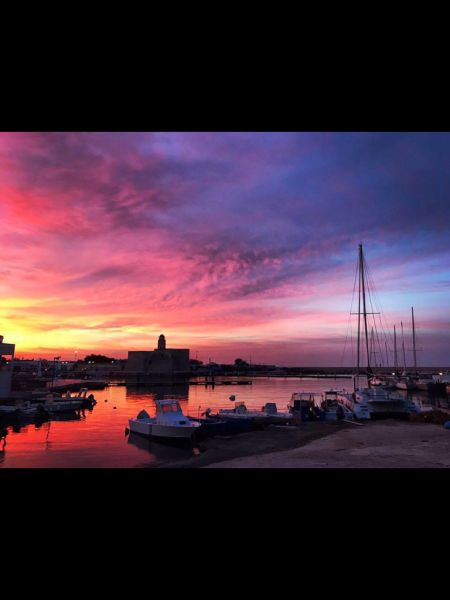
<box><xmin>128</xmin><ymin>399</ymin><xmax>201</xmax><ymax>441</ymax></box>
<box><xmin>127</xmin><ymin>431</ymin><xmax>197</xmax><ymax>458</ymax></box>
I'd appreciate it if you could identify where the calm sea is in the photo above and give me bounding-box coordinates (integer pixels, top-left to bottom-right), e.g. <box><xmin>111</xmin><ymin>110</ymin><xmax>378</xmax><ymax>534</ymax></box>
<box><xmin>0</xmin><ymin>377</ymin><xmax>444</xmax><ymax>468</ymax></box>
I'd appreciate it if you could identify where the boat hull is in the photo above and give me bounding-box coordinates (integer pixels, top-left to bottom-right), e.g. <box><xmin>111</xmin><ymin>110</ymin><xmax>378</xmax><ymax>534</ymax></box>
<box><xmin>129</xmin><ymin>418</ymin><xmax>200</xmax><ymax>440</ymax></box>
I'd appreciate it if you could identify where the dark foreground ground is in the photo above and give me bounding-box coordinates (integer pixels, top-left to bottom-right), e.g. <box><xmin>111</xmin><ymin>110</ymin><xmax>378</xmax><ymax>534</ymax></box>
<box><xmin>157</xmin><ymin>421</ymin><xmax>351</xmax><ymax>468</ymax></box>
<box><xmin>156</xmin><ymin>419</ymin><xmax>450</xmax><ymax>468</ymax></box>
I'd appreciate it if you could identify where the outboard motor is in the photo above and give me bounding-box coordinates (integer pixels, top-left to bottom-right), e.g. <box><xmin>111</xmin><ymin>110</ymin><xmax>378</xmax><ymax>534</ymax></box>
<box><xmin>137</xmin><ymin>409</ymin><xmax>150</xmax><ymax>420</ymax></box>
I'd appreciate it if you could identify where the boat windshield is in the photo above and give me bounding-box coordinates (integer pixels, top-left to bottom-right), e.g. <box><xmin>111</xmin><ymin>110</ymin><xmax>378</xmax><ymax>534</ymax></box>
<box><xmin>159</xmin><ymin>403</ymin><xmax>181</xmax><ymax>413</ymax></box>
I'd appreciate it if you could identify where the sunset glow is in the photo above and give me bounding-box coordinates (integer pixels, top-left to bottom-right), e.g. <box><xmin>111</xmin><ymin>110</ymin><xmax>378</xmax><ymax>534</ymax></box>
<box><xmin>1</xmin><ymin>132</ymin><xmax>449</xmax><ymax>365</ymax></box>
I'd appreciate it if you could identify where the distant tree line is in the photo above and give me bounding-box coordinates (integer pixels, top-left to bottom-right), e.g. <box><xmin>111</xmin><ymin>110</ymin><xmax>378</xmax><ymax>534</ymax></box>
<box><xmin>84</xmin><ymin>354</ymin><xmax>117</xmax><ymax>364</ymax></box>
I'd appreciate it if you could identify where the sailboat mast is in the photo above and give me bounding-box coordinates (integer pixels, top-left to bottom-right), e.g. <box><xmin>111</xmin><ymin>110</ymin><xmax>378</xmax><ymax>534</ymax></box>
<box><xmin>412</xmin><ymin>306</ymin><xmax>417</xmax><ymax>373</ymax></box>
<box><xmin>357</xmin><ymin>247</ymin><xmax>361</xmax><ymax>374</ymax></box>
<box><xmin>369</xmin><ymin>327</ymin><xmax>373</xmax><ymax>365</ymax></box>
<box><xmin>359</xmin><ymin>244</ymin><xmax>371</xmax><ymax>372</ymax></box>
<box><xmin>394</xmin><ymin>325</ymin><xmax>398</xmax><ymax>372</ymax></box>
<box><xmin>385</xmin><ymin>341</ymin><xmax>389</xmax><ymax>368</ymax></box>
<box><xmin>401</xmin><ymin>321</ymin><xmax>407</xmax><ymax>372</ymax></box>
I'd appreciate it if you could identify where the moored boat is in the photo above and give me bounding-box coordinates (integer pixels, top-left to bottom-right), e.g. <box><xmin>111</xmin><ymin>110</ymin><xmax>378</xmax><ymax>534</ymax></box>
<box><xmin>128</xmin><ymin>398</ymin><xmax>201</xmax><ymax>440</ymax></box>
<box><xmin>338</xmin><ymin>245</ymin><xmax>417</xmax><ymax>420</ymax></box>
<box><xmin>218</xmin><ymin>401</ymin><xmax>292</xmax><ymax>425</ymax></box>
<box><xmin>338</xmin><ymin>384</ymin><xmax>416</xmax><ymax>420</ymax></box>
<box><xmin>288</xmin><ymin>391</ymin><xmax>354</xmax><ymax>421</ymax></box>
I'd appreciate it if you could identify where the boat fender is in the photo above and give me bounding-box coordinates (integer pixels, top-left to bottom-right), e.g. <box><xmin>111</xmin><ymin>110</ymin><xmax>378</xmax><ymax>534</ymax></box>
<box><xmin>444</xmin><ymin>421</ymin><xmax>450</xmax><ymax>430</ymax></box>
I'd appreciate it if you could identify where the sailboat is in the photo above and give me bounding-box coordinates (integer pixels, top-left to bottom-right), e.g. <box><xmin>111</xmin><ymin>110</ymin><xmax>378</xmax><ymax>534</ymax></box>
<box><xmin>394</xmin><ymin>317</ymin><xmax>415</xmax><ymax>390</ymax></box>
<box><xmin>337</xmin><ymin>244</ymin><xmax>416</xmax><ymax>419</ymax></box>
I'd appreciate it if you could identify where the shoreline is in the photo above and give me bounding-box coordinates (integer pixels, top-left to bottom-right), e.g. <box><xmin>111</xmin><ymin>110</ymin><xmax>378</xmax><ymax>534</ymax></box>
<box><xmin>158</xmin><ymin>422</ymin><xmax>352</xmax><ymax>468</ymax></box>
<box><xmin>158</xmin><ymin>419</ymin><xmax>450</xmax><ymax>469</ymax></box>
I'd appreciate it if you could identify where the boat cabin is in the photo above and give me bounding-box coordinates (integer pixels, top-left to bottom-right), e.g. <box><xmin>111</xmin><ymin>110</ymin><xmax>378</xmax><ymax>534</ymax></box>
<box><xmin>323</xmin><ymin>390</ymin><xmax>340</xmax><ymax>409</ymax></box>
<box><xmin>290</xmin><ymin>392</ymin><xmax>325</xmax><ymax>422</ymax></box>
<box><xmin>233</xmin><ymin>401</ymin><xmax>247</xmax><ymax>414</ymax></box>
<box><xmin>155</xmin><ymin>399</ymin><xmax>190</xmax><ymax>425</ymax></box>
<box><xmin>290</xmin><ymin>392</ymin><xmax>323</xmax><ymax>409</ymax></box>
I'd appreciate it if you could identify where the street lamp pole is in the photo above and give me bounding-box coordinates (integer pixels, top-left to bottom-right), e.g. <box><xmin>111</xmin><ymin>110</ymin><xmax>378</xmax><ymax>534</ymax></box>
<box><xmin>51</xmin><ymin>356</ymin><xmax>60</xmax><ymax>391</ymax></box>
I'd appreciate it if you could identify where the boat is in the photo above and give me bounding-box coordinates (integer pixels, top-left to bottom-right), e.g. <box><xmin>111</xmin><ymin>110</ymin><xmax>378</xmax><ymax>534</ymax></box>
<box><xmin>288</xmin><ymin>391</ymin><xmax>354</xmax><ymax>421</ymax></box>
<box><xmin>29</xmin><ymin>387</ymin><xmax>95</xmax><ymax>413</ymax></box>
<box><xmin>337</xmin><ymin>381</ymin><xmax>417</xmax><ymax>419</ymax></box>
<box><xmin>218</xmin><ymin>401</ymin><xmax>292</xmax><ymax>425</ymax></box>
<box><xmin>128</xmin><ymin>398</ymin><xmax>202</xmax><ymax>440</ymax></box>
<box><xmin>395</xmin><ymin>374</ymin><xmax>416</xmax><ymax>391</ymax></box>
<box><xmin>338</xmin><ymin>245</ymin><xmax>414</xmax><ymax>420</ymax></box>
<box><xmin>320</xmin><ymin>390</ymin><xmax>355</xmax><ymax>420</ymax></box>
<box><xmin>0</xmin><ymin>400</ymin><xmax>48</xmax><ymax>419</ymax></box>
<box><xmin>41</xmin><ymin>397</ymin><xmax>84</xmax><ymax>413</ymax></box>
<box><xmin>432</xmin><ymin>373</ymin><xmax>450</xmax><ymax>395</ymax></box>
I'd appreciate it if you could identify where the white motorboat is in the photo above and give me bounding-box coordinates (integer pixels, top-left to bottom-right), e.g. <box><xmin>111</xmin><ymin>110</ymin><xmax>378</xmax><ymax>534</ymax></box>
<box><xmin>128</xmin><ymin>398</ymin><xmax>201</xmax><ymax>440</ymax></box>
<box><xmin>337</xmin><ymin>384</ymin><xmax>416</xmax><ymax>419</ymax></box>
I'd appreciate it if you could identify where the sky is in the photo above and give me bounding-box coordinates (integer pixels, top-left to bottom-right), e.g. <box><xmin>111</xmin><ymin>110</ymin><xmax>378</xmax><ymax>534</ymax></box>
<box><xmin>0</xmin><ymin>131</ymin><xmax>449</xmax><ymax>366</ymax></box>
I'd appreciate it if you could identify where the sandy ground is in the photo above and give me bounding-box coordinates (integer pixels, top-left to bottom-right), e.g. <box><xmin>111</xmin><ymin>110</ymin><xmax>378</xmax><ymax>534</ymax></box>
<box><xmin>161</xmin><ymin>421</ymin><xmax>346</xmax><ymax>468</ymax></box>
<box><xmin>202</xmin><ymin>421</ymin><xmax>450</xmax><ymax>468</ymax></box>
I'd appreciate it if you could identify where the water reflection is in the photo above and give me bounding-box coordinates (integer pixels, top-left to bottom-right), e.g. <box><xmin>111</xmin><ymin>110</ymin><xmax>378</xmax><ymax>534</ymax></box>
<box><xmin>127</xmin><ymin>431</ymin><xmax>194</xmax><ymax>462</ymax></box>
<box><xmin>0</xmin><ymin>377</ymin><xmax>448</xmax><ymax>468</ymax></box>
<box><xmin>0</xmin><ymin>426</ymin><xmax>7</xmax><ymax>462</ymax></box>
<box><xmin>125</xmin><ymin>382</ymin><xmax>189</xmax><ymax>402</ymax></box>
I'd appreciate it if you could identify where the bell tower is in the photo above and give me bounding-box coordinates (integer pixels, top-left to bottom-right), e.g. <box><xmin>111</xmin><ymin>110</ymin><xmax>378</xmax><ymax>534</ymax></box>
<box><xmin>157</xmin><ymin>334</ymin><xmax>166</xmax><ymax>351</ymax></box>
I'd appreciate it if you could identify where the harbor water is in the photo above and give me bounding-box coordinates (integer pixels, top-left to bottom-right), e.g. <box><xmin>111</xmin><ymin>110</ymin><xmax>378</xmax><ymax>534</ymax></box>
<box><xmin>0</xmin><ymin>377</ymin><xmax>447</xmax><ymax>468</ymax></box>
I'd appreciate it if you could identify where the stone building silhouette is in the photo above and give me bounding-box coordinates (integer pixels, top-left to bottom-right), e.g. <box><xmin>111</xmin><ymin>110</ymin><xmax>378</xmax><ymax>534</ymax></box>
<box><xmin>125</xmin><ymin>334</ymin><xmax>190</xmax><ymax>376</ymax></box>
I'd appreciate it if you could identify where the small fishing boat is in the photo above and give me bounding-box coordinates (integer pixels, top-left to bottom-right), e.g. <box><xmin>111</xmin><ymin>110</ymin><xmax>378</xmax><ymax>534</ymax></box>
<box><xmin>29</xmin><ymin>388</ymin><xmax>95</xmax><ymax>413</ymax></box>
<box><xmin>320</xmin><ymin>390</ymin><xmax>355</xmax><ymax>420</ymax></box>
<box><xmin>0</xmin><ymin>400</ymin><xmax>48</xmax><ymax>418</ymax></box>
<box><xmin>128</xmin><ymin>399</ymin><xmax>201</xmax><ymax>440</ymax></box>
<box><xmin>41</xmin><ymin>398</ymin><xmax>84</xmax><ymax>413</ymax></box>
<box><xmin>218</xmin><ymin>401</ymin><xmax>292</xmax><ymax>425</ymax></box>
<box><xmin>288</xmin><ymin>391</ymin><xmax>354</xmax><ymax>422</ymax></box>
